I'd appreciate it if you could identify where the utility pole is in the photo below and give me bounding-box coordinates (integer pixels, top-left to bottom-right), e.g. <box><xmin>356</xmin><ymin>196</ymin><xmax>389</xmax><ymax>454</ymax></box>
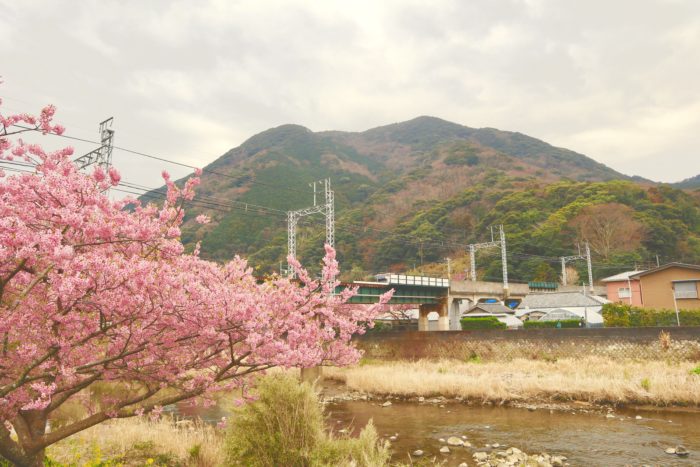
<box><xmin>500</xmin><ymin>224</ymin><xmax>508</xmax><ymax>295</ymax></box>
<box><xmin>287</xmin><ymin>178</ymin><xmax>335</xmax><ymax>278</ymax></box>
<box><xmin>75</xmin><ymin>118</ymin><xmax>115</xmax><ymax>171</ymax></box>
<box><xmin>560</xmin><ymin>241</ymin><xmax>593</xmax><ymax>292</ymax></box>
<box><xmin>419</xmin><ymin>240</ymin><xmax>424</xmax><ymax>270</ymax></box>
<box><xmin>585</xmin><ymin>242</ymin><xmax>593</xmax><ymax>294</ymax></box>
<box><xmin>467</xmin><ymin>225</ymin><xmax>508</xmax><ymax>295</ymax></box>
<box><xmin>672</xmin><ymin>287</ymin><xmax>681</xmax><ymax>326</ymax></box>
<box><xmin>469</xmin><ymin>244</ymin><xmax>476</xmax><ymax>281</ymax></box>
<box><xmin>445</xmin><ymin>257</ymin><xmax>452</xmax><ymax>280</ymax></box>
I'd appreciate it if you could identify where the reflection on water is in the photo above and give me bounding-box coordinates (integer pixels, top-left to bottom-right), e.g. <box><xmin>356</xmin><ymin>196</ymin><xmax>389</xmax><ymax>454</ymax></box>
<box><xmin>163</xmin><ymin>401</ymin><xmax>227</xmax><ymax>424</ymax></box>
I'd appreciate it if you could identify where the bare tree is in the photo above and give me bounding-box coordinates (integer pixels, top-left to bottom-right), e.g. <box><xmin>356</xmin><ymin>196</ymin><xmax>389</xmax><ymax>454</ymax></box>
<box><xmin>569</xmin><ymin>203</ymin><xmax>645</xmax><ymax>260</ymax></box>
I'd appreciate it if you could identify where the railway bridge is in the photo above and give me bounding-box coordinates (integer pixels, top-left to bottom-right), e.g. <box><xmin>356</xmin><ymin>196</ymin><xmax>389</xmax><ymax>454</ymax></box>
<box><xmin>337</xmin><ymin>274</ymin><xmax>529</xmax><ymax>331</ymax></box>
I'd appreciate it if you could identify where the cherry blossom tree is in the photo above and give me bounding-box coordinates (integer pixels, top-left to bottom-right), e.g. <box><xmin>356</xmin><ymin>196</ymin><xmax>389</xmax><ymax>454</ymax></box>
<box><xmin>0</xmin><ymin>97</ymin><xmax>390</xmax><ymax>466</ymax></box>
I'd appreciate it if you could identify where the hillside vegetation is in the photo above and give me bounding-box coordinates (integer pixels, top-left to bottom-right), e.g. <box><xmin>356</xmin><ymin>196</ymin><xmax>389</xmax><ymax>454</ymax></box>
<box><xmin>141</xmin><ymin>117</ymin><xmax>700</xmax><ymax>282</ymax></box>
<box><xmin>673</xmin><ymin>174</ymin><xmax>700</xmax><ymax>189</ymax></box>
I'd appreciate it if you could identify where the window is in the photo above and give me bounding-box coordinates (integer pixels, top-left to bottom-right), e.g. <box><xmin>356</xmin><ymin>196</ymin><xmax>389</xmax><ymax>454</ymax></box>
<box><xmin>618</xmin><ymin>287</ymin><xmax>631</xmax><ymax>298</ymax></box>
<box><xmin>674</xmin><ymin>281</ymin><xmax>698</xmax><ymax>299</ymax></box>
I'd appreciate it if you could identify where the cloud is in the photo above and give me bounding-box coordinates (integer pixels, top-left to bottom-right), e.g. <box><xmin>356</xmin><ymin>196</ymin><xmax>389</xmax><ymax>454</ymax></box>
<box><xmin>2</xmin><ymin>0</ymin><xmax>699</xmax><ymax>184</ymax></box>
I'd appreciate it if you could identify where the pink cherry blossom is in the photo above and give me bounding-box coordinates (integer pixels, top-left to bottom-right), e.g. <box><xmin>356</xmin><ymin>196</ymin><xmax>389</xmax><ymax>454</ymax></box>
<box><xmin>195</xmin><ymin>214</ymin><xmax>211</xmax><ymax>224</ymax></box>
<box><xmin>0</xmin><ymin>94</ymin><xmax>391</xmax><ymax>465</ymax></box>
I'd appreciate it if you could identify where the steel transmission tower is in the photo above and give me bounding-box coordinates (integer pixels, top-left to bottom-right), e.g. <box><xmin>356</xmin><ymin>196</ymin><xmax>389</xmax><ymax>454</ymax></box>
<box><xmin>75</xmin><ymin>118</ymin><xmax>115</xmax><ymax>171</ymax></box>
<box><xmin>467</xmin><ymin>225</ymin><xmax>508</xmax><ymax>294</ymax></box>
<box><xmin>287</xmin><ymin>178</ymin><xmax>334</xmax><ymax>278</ymax></box>
<box><xmin>560</xmin><ymin>242</ymin><xmax>594</xmax><ymax>292</ymax></box>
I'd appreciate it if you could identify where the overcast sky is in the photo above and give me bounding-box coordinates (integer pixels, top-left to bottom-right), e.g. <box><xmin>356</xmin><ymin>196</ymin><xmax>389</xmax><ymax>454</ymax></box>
<box><xmin>2</xmin><ymin>0</ymin><xmax>699</xmax><ymax>187</ymax></box>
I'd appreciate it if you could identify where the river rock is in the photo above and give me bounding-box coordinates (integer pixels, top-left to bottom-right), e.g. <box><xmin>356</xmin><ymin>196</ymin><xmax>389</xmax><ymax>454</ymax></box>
<box><xmin>507</xmin><ymin>454</ymin><xmax>521</xmax><ymax>463</ymax></box>
<box><xmin>665</xmin><ymin>447</ymin><xmax>676</xmax><ymax>454</ymax></box>
<box><xmin>412</xmin><ymin>450</ymin><xmax>424</xmax><ymax>457</ymax></box>
<box><xmin>458</xmin><ymin>463</ymin><xmax>468</xmax><ymax>467</ymax></box>
<box><xmin>605</xmin><ymin>413</ymin><xmax>616</xmax><ymax>419</ymax></box>
<box><xmin>492</xmin><ymin>442</ymin><xmax>500</xmax><ymax>448</ymax></box>
<box><xmin>418</xmin><ymin>396</ymin><xmax>425</xmax><ymax>402</ymax></box>
<box><xmin>439</xmin><ymin>438</ymin><xmax>446</xmax><ymax>443</ymax></box>
<box><xmin>551</xmin><ymin>456</ymin><xmax>565</xmax><ymax>466</ymax></box>
<box><xmin>447</xmin><ymin>436</ymin><xmax>464</xmax><ymax>446</ymax></box>
<box><xmin>440</xmin><ymin>446</ymin><xmax>450</xmax><ymax>454</ymax></box>
<box><xmin>461</xmin><ymin>435</ymin><xmax>468</xmax><ymax>440</ymax></box>
<box><xmin>675</xmin><ymin>445</ymin><xmax>689</xmax><ymax>457</ymax></box>
<box><xmin>635</xmin><ymin>415</ymin><xmax>642</xmax><ymax>420</ymax></box>
<box><xmin>381</xmin><ymin>401</ymin><xmax>392</xmax><ymax>407</ymax></box>
<box><xmin>389</xmin><ymin>436</ymin><xmax>397</xmax><ymax>442</ymax></box>
<box><xmin>474</xmin><ymin>452</ymin><xmax>489</xmax><ymax>461</ymax></box>
<box><xmin>463</xmin><ymin>441</ymin><xmax>473</xmax><ymax>448</ymax></box>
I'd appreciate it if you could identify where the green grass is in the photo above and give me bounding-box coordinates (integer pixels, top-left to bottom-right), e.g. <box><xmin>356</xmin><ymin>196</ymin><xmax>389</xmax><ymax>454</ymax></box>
<box><xmin>640</xmin><ymin>378</ymin><xmax>651</xmax><ymax>391</ymax></box>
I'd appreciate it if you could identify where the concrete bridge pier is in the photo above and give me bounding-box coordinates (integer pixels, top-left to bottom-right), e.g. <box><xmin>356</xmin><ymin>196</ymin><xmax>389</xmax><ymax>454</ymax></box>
<box><xmin>418</xmin><ymin>310</ymin><xmax>429</xmax><ymax>331</ymax></box>
<box><xmin>418</xmin><ymin>298</ymin><xmax>450</xmax><ymax>331</ymax></box>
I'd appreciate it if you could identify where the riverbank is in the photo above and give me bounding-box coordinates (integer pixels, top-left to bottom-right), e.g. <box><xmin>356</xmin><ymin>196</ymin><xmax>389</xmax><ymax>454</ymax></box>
<box><xmin>46</xmin><ymin>417</ymin><xmax>225</xmax><ymax>466</ymax></box>
<box><xmin>323</xmin><ymin>356</ymin><xmax>700</xmax><ymax>408</ymax></box>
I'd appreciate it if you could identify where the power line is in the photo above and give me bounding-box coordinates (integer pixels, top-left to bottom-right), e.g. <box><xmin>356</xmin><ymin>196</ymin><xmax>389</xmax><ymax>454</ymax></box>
<box><xmin>118</xmin><ymin>180</ymin><xmax>287</xmax><ymax>216</ymax></box>
<box><xmin>11</xmin><ymin>125</ymin><xmax>310</xmax><ymax>195</ymax></box>
<box><xmin>0</xmin><ymin>161</ymin><xmax>288</xmax><ymax>220</ymax></box>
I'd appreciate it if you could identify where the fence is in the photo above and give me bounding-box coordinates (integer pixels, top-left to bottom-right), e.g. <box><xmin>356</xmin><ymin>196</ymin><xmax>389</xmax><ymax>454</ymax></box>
<box><xmin>355</xmin><ymin>327</ymin><xmax>700</xmax><ymax>361</ymax></box>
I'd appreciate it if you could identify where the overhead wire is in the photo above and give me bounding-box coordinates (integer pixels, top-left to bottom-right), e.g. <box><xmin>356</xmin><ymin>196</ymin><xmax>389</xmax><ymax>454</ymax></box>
<box><xmin>10</xmin><ymin>124</ymin><xmax>311</xmax><ymax>194</ymax></box>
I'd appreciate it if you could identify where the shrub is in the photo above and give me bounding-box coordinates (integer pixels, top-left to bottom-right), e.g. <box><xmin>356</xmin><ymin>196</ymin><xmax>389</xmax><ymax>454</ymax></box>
<box><xmin>225</xmin><ymin>374</ymin><xmax>390</xmax><ymax>466</ymax></box>
<box><xmin>523</xmin><ymin>319</ymin><xmax>582</xmax><ymax>329</ymax></box>
<box><xmin>460</xmin><ymin>316</ymin><xmax>506</xmax><ymax>330</ymax></box>
<box><xmin>602</xmin><ymin>303</ymin><xmax>700</xmax><ymax>327</ymax></box>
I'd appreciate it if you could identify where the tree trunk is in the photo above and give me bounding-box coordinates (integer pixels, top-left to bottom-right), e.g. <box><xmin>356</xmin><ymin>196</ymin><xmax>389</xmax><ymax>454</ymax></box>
<box><xmin>2</xmin><ymin>410</ymin><xmax>49</xmax><ymax>467</ymax></box>
<box><xmin>20</xmin><ymin>451</ymin><xmax>46</xmax><ymax>467</ymax></box>
<box><xmin>0</xmin><ymin>440</ymin><xmax>45</xmax><ymax>467</ymax></box>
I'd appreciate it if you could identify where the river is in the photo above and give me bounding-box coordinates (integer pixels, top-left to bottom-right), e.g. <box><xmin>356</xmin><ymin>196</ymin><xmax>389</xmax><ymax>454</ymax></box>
<box><xmin>325</xmin><ymin>400</ymin><xmax>699</xmax><ymax>466</ymax></box>
<box><xmin>167</xmin><ymin>389</ymin><xmax>700</xmax><ymax>466</ymax></box>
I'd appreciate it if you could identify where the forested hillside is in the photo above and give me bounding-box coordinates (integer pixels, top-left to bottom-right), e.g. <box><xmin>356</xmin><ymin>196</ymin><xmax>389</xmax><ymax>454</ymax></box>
<box><xmin>141</xmin><ymin>117</ymin><xmax>700</xmax><ymax>282</ymax></box>
<box><xmin>673</xmin><ymin>174</ymin><xmax>700</xmax><ymax>189</ymax></box>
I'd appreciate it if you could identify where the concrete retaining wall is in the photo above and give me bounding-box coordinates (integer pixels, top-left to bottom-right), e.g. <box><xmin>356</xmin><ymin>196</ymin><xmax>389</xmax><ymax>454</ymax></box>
<box><xmin>356</xmin><ymin>327</ymin><xmax>700</xmax><ymax>361</ymax></box>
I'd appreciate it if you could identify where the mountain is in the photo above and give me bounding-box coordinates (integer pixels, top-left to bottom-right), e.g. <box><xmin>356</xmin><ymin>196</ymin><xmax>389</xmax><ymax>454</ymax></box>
<box><xmin>672</xmin><ymin>174</ymin><xmax>700</xmax><ymax>189</ymax></box>
<box><xmin>141</xmin><ymin>117</ymin><xmax>700</xmax><ymax>282</ymax></box>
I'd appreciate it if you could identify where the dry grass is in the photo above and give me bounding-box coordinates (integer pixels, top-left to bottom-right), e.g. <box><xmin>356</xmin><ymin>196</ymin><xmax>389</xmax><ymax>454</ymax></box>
<box><xmin>324</xmin><ymin>357</ymin><xmax>700</xmax><ymax>406</ymax></box>
<box><xmin>46</xmin><ymin>416</ymin><xmax>224</xmax><ymax>466</ymax></box>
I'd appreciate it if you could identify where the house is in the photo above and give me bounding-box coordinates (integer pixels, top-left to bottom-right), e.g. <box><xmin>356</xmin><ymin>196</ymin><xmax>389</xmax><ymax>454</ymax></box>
<box><xmin>515</xmin><ymin>292</ymin><xmax>608</xmax><ymax>326</ymax></box>
<box><xmin>629</xmin><ymin>263</ymin><xmax>700</xmax><ymax>310</ymax></box>
<box><xmin>462</xmin><ymin>302</ymin><xmax>523</xmax><ymax>329</ymax></box>
<box><xmin>600</xmin><ymin>270</ymin><xmax>644</xmax><ymax>306</ymax></box>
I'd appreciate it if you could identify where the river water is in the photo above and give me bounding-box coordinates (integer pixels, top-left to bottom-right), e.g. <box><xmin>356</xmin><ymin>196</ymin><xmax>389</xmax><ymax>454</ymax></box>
<box><xmin>325</xmin><ymin>400</ymin><xmax>700</xmax><ymax>466</ymax></box>
<box><xmin>168</xmin><ymin>390</ymin><xmax>700</xmax><ymax>466</ymax></box>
